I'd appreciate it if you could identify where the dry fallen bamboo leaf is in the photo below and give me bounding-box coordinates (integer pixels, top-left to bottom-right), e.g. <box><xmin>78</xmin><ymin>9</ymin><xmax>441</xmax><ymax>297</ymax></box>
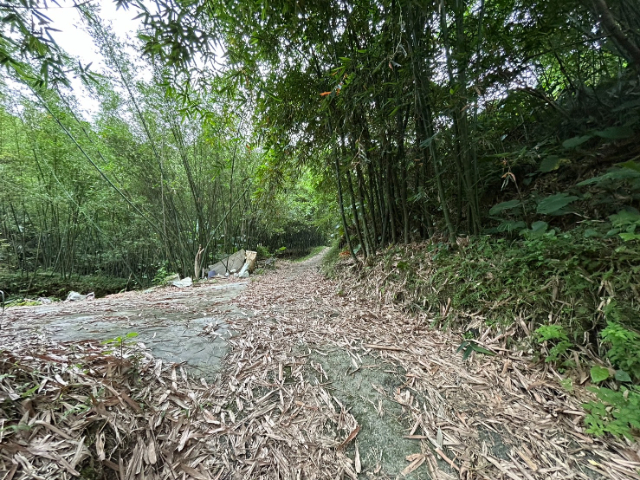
<box><xmin>338</xmin><ymin>425</ymin><xmax>361</xmax><ymax>450</ymax></box>
<box><xmin>0</xmin><ymin>256</ymin><xmax>638</xmax><ymax>480</ymax></box>
<box><xmin>354</xmin><ymin>442</ymin><xmax>361</xmax><ymax>473</ymax></box>
<box><xmin>402</xmin><ymin>453</ymin><xmax>426</xmax><ymax>475</ymax></box>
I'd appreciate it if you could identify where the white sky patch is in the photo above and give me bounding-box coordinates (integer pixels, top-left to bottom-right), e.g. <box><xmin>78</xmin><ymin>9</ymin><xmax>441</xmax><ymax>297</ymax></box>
<box><xmin>45</xmin><ymin>1</ymin><xmax>145</xmax><ymax>118</ymax></box>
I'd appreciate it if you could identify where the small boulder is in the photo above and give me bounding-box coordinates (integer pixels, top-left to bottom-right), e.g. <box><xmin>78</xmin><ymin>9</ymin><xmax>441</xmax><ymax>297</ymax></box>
<box><xmin>66</xmin><ymin>291</ymin><xmax>95</xmax><ymax>302</ymax></box>
<box><xmin>172</xmin><ymin>277</ymin><xmax>193</xmax><ymax>288</ymax></box>
<box><xmin>164</xmin><ymin>273</ymin><xmax>180</xmax><ymax>285</ymax></box>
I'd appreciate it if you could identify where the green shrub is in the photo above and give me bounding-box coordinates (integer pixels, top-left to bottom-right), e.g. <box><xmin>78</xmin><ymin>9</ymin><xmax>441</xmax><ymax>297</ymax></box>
<box><xmin>153</xmin><ymin>265</ymin><xmax>169</xmax><ymax>285</ymax></box>
<box><xmin>600</xmin><ymin>321</ymin><xmax>640</xmax><ymax>382</ymax></box>
<box><xmin>583</xmin><ymin>386</ymin><xmax>640</xmax><ymax>439</ymax></box>
<box><xmin>256</xmin><ymin>245</ymin><xmax>271</xmax><ymax>260</ymax></box>
<box><xmin>534</xmin><ymin>324</ymin><xmax>574</xmax><ymax>364</ymax></box>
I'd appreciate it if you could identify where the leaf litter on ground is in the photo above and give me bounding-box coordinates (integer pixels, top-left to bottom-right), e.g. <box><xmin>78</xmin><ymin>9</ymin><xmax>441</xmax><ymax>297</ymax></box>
<box><xmin>0</xmin><ymin>252</ymin><xmax>638</xmax><ymax>479</ymax></box>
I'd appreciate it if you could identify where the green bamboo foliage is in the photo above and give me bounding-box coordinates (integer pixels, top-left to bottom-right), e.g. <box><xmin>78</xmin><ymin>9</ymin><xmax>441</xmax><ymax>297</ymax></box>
<box><xmin>2</xmin><ymin>0</ymin><xmax>638</xmax><ymax>273</ymax></box>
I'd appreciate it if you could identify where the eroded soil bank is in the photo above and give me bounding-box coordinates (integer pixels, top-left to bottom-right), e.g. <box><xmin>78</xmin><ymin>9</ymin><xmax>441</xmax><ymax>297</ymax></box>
<box><xmin>1</xmin><ymin>252</ymin><xmax>639</xmax><ymax>479</ymax></box>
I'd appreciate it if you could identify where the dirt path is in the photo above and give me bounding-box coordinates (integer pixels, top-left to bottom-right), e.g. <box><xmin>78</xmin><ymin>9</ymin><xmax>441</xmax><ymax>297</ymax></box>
<box><xmin>1</xmin><ymin>252</ymin><xmax>639</xmax><ymax>479</ymax></box>
<box><xmin>224</xmin><ymin>252</ymin><xmax>639</xmax><ymax>479</ymax></box>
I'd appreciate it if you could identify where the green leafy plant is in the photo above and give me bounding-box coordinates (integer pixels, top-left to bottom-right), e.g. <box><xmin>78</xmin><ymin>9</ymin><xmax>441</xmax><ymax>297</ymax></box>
<box><xmin>562</xmin><ymin>135</ymin><xmax>592</xmax><ymax>149</ymax></box>
<box><xmin>608</xmin><ymin>209</ymin><xmax>640</xmax><ymax>242</ymax></box>
<box><xmin>534</xmin><ymin>324</ymin><xmax>573</xmax><ymax>363</ymax></box>
<box><xmin>489</xmin><ymin>199</ymin><xmax>521</xmax><ymax>215</ymax></box>
<box><xmin>456</xmin><ymin>340</ymin><xmax>495</xmax><ymax>360</ymax></box>
<box><xmin>562</xmin><ymin>127</ymin><xmax>633</xmax><ymax>150</ymax></box>
<box><xmin>102</xmin><ymin>332</ymin><xmax>139</xmax><ymax>359</ymax></box>
<box><xmin>590</xmin><ymin>365</ymin><xmax>610</xmax><ymax>383</ymax></box>
<box><xmin>600</xmin><ymin>321</ymin><xmax>640</xmax><ymax>382</ymax></box>
<box><xmin>538</xmin><ymin>155</ymin><xmax>562</xmax><ymax>173</ymax></box>
<box><xmin>594</xmin><ymin>126</ymin><xmax>634</xmax><ymax>140</ymax></box>
<box><xmin>583</xmin><ymin>386</ymin><xmax>640</xmax><ymax>439</ymax></box>
<box><xmin>497</xmin><ymin>220</ymin><xmax>527</xmax><ymax>233</ymax></box>
<box><xmin>256</xmin><ymin>244</ymin><xmax>271</xmax><ymax>260</ymax></box>
<box><xmin>520</xmin><ymin>221</ymin><xmax>550</xmax><ymax>239</ymax></box>
<box><xmin>153</xmin><ymin>265</ymin><xmax>169</xmax><ymax>285</ymax></box>
<box><xmin>536</xmin><ymin>193</ymin><xmax>579</xmax><ymax>215</ymax></box>
<box><xmin>577</xmin><ymin>164</ymin><xmax>640</xmax><ymax>188</ymax></box>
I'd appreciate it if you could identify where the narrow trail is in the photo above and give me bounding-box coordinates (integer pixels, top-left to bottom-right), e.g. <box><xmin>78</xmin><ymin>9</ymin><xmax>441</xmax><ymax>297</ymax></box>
<box><xmin>1</xmin><ymin>252</ymin><xmax>639</xmax><ymax>479</ymax></box>
<box><xmin>225</xmin><ymin>252</ymin><xmax>639</xmax><ymax>479</ymax></box>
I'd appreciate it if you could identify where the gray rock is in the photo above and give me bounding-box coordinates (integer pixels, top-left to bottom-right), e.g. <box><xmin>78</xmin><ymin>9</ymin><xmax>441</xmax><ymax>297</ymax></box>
<box><xmin>164</xmin><ymin>273</ymin><xmax>180</xmax><ymax>285</ymax></box>
<box><xmin>66</xmin><ymin>291</ymin><xmax>95</xmax><ymax>302</ymax></box>
<box><xmin>172</xmin><ymin>277</ymin><xmax>193</xmax><ymax>288</ymax></box>
<box><xmin>208</xmin><ymin>249</ymin><xmax>246</xmax><ymax>275</ymax></box>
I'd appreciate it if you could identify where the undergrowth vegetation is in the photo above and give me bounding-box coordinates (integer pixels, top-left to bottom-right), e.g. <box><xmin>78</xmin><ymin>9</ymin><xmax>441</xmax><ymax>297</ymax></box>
<box><xmin>0</xmin><ymin>270</ymin><xmax>129</xmax><ymax>300</ymax></box>
<box><xmin>333</xmin><ymin>227</ymin><xmax>640</xmax><ymax>438</ymax></box>
<box><xmin>348</xmin><ymin>228</ymin><xmax>638</xmax><ymax>337</ymax></box>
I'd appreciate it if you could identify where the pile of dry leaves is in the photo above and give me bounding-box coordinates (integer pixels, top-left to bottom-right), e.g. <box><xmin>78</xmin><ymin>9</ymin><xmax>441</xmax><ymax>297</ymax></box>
<box><xmin>233</xmin><ymin>256</ymin><xmax>640</xmax><ymax>479</ymax></box>
<box><xmin>0</xmin><ymin>320</ymin><xmax>360</xmax><ymax>479</ymax></box>
<box><xmin>2</xmin><ymin>252</ymin><xmax>640</xmax><ymax>479</ymax></box>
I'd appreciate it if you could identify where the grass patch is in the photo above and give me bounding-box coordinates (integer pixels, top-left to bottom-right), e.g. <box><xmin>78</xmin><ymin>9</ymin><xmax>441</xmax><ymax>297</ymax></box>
<box><xmin>335</xmin><ymin>225</ymin><xmax>640</xmax><ymax>373</ymax></box>
<box><xmin>292</xmin><ymin>245</ymin><xmax>327</xmax><ymax>262</ymax></box>
<box><xmin>343</xmin><ymin>226</ymin><xmax>639</xmax><ymax>336</ymax></box>
<box><xmin>320</xmin><ymin>242</ymin><xmax>342</xmax><ymax>277</ymax></box>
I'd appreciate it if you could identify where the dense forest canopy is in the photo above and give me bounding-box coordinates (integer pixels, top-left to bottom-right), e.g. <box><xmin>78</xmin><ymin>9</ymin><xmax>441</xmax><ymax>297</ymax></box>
<box><xmin>1</xmin><ymin>0</ymin><xmax>640</xmax><ymax>280</ymax></box>
<box><xmin>125</xmin><ymin>0</ymin><xmax>640</xmax><ymax>254</ymax></box>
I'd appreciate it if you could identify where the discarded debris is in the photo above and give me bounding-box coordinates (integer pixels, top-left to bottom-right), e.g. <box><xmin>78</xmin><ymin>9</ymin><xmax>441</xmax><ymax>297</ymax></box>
<box><xmin>209</xmin><ymin>249</ymin><xmax>258</xmax><ymax>277</ymax></box>
<box><xmin>65</xmin><ymin>291</ymin><xmax>95</xmax><ymax>302</ymax></box>
<box><xmin>238</xmin><ymin>262</ymin><xmax>250</xmax><ymax>278</ymax></box>
<box><xmin>245</xmin><ymin>250</ymin><xmax>257</xmax><ymax>272</ymax></box>
<box><xmin>208</xmin><ymin>249</ymin><xmax>246</xmax><ymax>275</ymax></box>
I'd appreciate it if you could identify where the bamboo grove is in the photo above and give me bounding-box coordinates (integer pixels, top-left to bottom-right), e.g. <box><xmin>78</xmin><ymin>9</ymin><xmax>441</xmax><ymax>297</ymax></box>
<box><xmin>1</xmin><ymin>0</ymin><xmax>640</xmax><ymax>280</ymax></box>
<box><xmin>130</xmin><ymin>0</ymin><xmax>640</xmax><ymax>259</ymax></box>
<box><xmin>0</xmin><ymin>4</ymin><xmax>329</xmax><ymax>283</ymax></box>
